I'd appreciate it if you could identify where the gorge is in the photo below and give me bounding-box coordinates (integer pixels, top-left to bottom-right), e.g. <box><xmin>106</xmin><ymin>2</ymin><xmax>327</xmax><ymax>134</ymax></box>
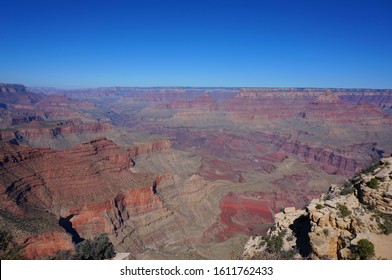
<box><xmin>1</xmin><ymin>83</ymin><xmax>391</xmax><ymax>259</ymax></box>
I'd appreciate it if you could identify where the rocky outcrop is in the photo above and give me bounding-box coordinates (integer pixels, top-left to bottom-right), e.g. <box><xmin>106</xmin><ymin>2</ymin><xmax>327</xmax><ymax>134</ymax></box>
<box><xmin>15</xmin><ymin>122</ymin><xmax>109</xmax><ymax>142</ymax></box>
<box><xmin>0</xmin><ymin>84</ymin><xmax>27</xmax><ymax>94</ymax></box>
<box><xmin>21</xmin><ymin>231</ymin><xmax>74</xmax><ymax>259</ymax></box>
<box><xmin>243</xmin><ymin>157</ymin><xmax>392</xmax><ymax>260</ymax></box>
<box><xmin>12</xmin><ymin>121</ymin><xmax>105</xmax><ymax>137</ymax></box>
<box><xmin>68</xmin><ymin>185</ymin><xmax>164</xmax><ymax>240</ymax></box>
<box><xmin>0</xmin><ymin>83</ymin><xmax>43</xmax><ymax>106</ymax></box>
<box><xmin>128</xmin><ymin>139</ymin><xmax>172</xmax><ymax>158</ymax></box>
<box><xmin>360</xmin><ymin>160</ymin><xmax>392</xmax><ymax>213</ymax></box>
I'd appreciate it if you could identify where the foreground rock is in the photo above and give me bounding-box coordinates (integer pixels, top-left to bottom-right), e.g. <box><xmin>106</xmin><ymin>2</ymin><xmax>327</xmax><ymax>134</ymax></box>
<box><xmin>243</xmin><ymin>157</ymin><xmax>392</xmax><ymax>260</ymax></box>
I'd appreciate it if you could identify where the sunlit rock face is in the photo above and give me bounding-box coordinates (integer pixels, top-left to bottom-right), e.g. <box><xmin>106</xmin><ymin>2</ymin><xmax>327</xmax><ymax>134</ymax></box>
<box><xmin>243</xmin><ymin>157</ymin><xmax>392</xmax><ymax>260</ymax></box>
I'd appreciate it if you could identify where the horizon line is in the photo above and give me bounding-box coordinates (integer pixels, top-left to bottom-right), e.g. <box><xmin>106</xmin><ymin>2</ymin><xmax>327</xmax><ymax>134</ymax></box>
<box><xmin>2</xmin><ymin>82</ymin><xmax>392</xmax><ymax>91</ymax></box>
<box><xmin>25</xmin><ymin>85</ymin><xmax>392</xmax><ymax>91</ymax></box>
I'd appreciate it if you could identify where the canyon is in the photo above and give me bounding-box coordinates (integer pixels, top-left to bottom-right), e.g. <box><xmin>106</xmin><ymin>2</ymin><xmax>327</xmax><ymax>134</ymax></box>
<box><xmin>1</xmin><ymin>83</ymin><xmax>391</xmax><ymax>259</ymax></box>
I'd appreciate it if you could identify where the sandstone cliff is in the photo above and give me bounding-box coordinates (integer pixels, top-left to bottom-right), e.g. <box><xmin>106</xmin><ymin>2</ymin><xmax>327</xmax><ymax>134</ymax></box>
<box><xmin>0</xmin><ymin>137</ymin><xmax>169</xmax><ymax>258</ymax></box>
<box><xmin>128</xmin><ymin>138</ymin><xmax>172</xmax><ymax>158</ymax></box>
<box><xmin>243</xmin><ymin>157</ymin><xmax>392</xmax><ymax>260</ymax></box>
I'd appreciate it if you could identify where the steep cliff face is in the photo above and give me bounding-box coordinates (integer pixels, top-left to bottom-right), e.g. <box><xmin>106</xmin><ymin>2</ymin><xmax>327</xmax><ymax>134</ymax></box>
<box><xmin>68</xmin><ymin>185</ymin><xmax>164</xmax><ymax>240</ymax></box>
<box><xmin>1</xmin><ymin>135</ymin><xmax>217</xmax><ymax>259</ymax></box>
<box><xmin>278</xmin><ymin>142</ymin><xmax>376</xmax><ymax>176</ymax></box>
<box><xmin>243</xmin><ymin>157</ymin><xmax>392</xmax><ymax>260</ymax></box>
<box><xmin>0</xmin><ymin>83</ymin><xmax>43</xmax><ymax>106</ymax></box>
<box><xmin>0</xmin><ymin>84</ymin><xmax>27</xmax><ymax>94</ymax></box>
<box><xmin>21</xmin><ymin>231</ymin><xmax>74</xmax><ymax>259</ymax></box>
<box><xmin>0</xmin><ymin>138</ymin><xmax>171</xmax><ymax>258</ymax></box>
<box><xmin>128</xmin><ymin>139</ymin><xmax>172</xmax><ymax>158</ymax></box>
<box><xmin>5</xmin><ymin>122</ymin><xmax>110</xmax><ymax>143</ymax></box>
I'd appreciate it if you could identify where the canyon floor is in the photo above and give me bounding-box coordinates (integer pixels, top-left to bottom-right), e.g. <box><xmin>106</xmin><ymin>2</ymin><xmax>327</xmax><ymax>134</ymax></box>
<box><xmin>1</xmin><ymin>84</ymin><xmax>391</xmax><ymax>259</ymax></box>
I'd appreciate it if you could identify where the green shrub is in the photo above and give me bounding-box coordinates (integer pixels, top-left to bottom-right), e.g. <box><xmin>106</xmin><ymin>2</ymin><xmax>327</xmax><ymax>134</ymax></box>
<box><xmin>246</xmin><ymin>248</ymin><xmax>301</xmax><ymax>260</ymax></box>
<box><xmin>373</xmin><ymin>212</ymin><xmax>392</xmax><ymax>235</ymax></box>
<box><xmin>265</xmin><ymin>230</ymin><xmax>285</xmax><ymax>254</ymax></box>
<box><xmin>367</xmin><ymin>205</ymin><xmax>376</xmax><ymax>211</ymax></box>
<box><xmin>367</xmin><ymin>178</ymin><xmax>379</xmax><ymax>189</ymax></box>
<box><xmin>74</xmin><ymin>233</ymin><xmax>116</xmax><ymax>260</ymax></box>
<box><xmin>49</xmin><ymin>250</ymin><xmax>74</xmax><ymax>260</ymax></box>
<box><xmin>278</xmin><ymin>249</ymin><xmax>298</xmax><ymax>260</ymax></box>
<box><xmin>354</xmin><ymin>239</ymin><xmax>375</xmax><ymax>260</ymax></box>
<box><xmin>340</xmin><ymin>187</ymin><xmax>355</xmax><ymax>195</ymax></box>
<box><xmin>380</xmin><ymin>219</ymin><xmax>392</xmax><ymax>235</ymax></box>
<box><xmin>338</xmin><ymin>204</ymin><xmax>352</xmax><ymax>218</ymax></box>
<box><xmin>356</xmin><ymin>218</ymin><xmax>364</xmax><ymax>227</ymax></box>
<box><xmin>362</xmin><ymin>161</ymin><xmax>381</xmax><ymax>174</ymax></box>
<box><xmin>316</xmin><ymin>204</ymin><xmax>324</xmax><ymax>210</ymax></box>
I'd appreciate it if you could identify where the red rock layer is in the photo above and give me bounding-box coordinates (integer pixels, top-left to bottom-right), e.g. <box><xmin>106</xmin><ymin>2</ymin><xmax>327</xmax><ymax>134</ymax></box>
<box><xmin>68</xmin><ymin>186</ymin><xmax>163</xmax><ymax>240</ymax></box>
<box><xmin>21</xmin><ymin>231</ymin><xmax>74</xmax><ymax>259</ymax></box>
<box><xmin>128</xmin><ymin>139</ymin><xmax>172</xmax><ymax>158</ymax></box>
<box><xmin>0</xmin><ymin>138</ymin><xmax>167</xmax><ymax>258</ymax></box>
<box><xmin>204</xmin><ymin>189</ymin><xmax>321</xmax><ymax>241</ymax></box>
<box><xmin>14</xmin><ymin>122</ymin><xmax>109</xmax><ymax>140</ymax></box>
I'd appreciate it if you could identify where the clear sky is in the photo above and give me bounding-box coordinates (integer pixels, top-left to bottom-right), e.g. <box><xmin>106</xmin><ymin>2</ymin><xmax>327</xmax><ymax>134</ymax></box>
<box><xmin>1</xmin><ymin>0</ymin><xmax>391</xmax><ymax>88</ymax></box>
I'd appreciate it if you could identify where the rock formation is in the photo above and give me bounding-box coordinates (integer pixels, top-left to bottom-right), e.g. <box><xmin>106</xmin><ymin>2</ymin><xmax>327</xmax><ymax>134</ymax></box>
<box><xmin>0</xmin><ymin>137</ymin><xmax>167</xmax><ymax>258</ymax></box>
<box><xmin>243</xmin><ymin>157</ymin><xmax>392</xmax><ymax>260</ymax></box>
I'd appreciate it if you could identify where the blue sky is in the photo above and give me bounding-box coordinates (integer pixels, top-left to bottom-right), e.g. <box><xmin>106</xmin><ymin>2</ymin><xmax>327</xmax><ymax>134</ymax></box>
<box><xmin>0</xmin><ymin>0</ymin><xmax>391</xmax><ymax>88</ymax></box>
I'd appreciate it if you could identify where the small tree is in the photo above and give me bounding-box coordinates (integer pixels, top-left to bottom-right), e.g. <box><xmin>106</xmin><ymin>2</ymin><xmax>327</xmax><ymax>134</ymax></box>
<box><xmin>93</xmin><ymin>233</ymin><xmax>116</xmax><ymax>260</ymax></box>
<box><xmin>75</xmin><ymin>239</ymin><xmax>95</xmax><ymax>260</ymax></box>
<box><xmin>316</xmin><ymin>204</ymin><xmax>324</xmax><ymax>210</ymax></box>
<box><xmin>338</xmin><ymin>204</ymin><xmax>352</xmax><ymax>218</ymax></box>
<box><xmin>264</xmin><ymin>230</ymin><xmax>285</xmax><ymax>254</ymax></box>
<box><xmin>367</xmin><ymin>178</ymin><xmax>379</xmax><ymax>189</ymax></box>
<box><xmin>74</xmin><ymin>233</ymin><xmax>115</xmax><ymax>260</ymax></box>
<box><xmin>355</xmin><ymin>239</ymin><xmax>375</xmax><ymax>260</ymax></box>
